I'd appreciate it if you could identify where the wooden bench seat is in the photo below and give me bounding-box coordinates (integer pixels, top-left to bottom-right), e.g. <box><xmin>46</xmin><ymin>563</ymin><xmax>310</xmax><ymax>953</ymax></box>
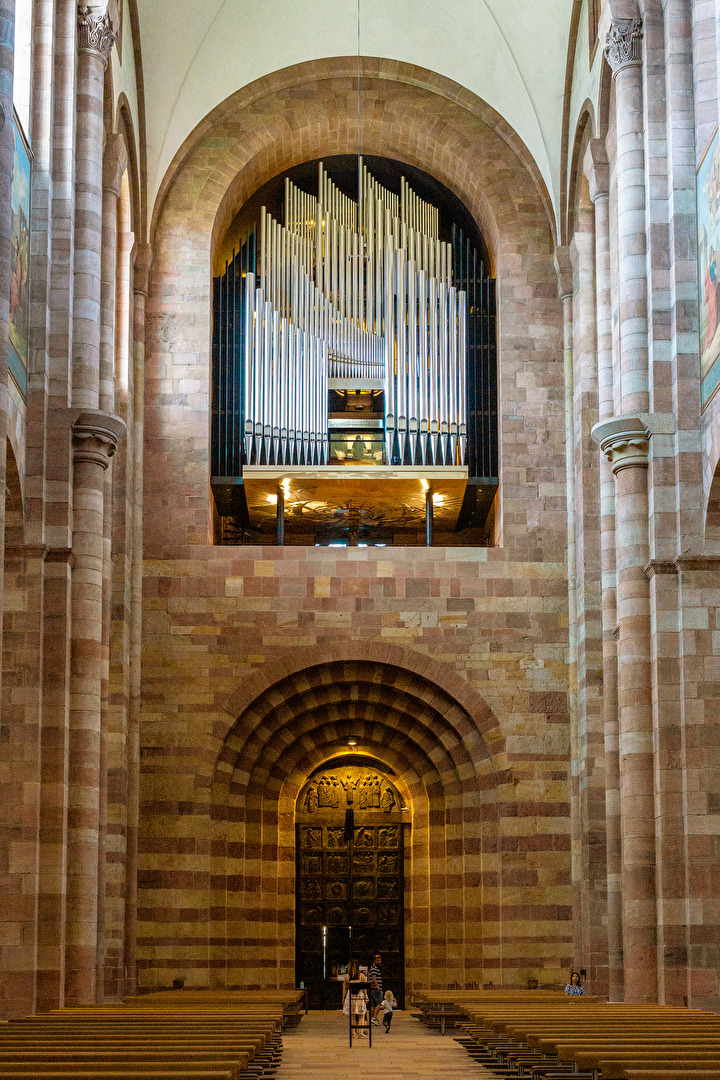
<box><xmin>0</xmin><ymin>1069</ymin><xmax>241</xmax><ymax>1079</ymax></box>
<box><xmin>619</xmin><ymin>1073</ymin><xmax>720</xmax><ymax>1080</ymax></box>
<box><xmin>572</xmin><ymin>1055</ymin><xmax>720</xmax><ymax>1076</ymax></box>
<box><xmin>444</xmin><ymin>1001</ymin><xmax>720</xmax><ymax>1080</ymax></box>
<box><xmin>0</xmin><ymin>1052</ymin><xmax>252</xmax><ymax>1066</ymax></box>
<box><xmin>0</xmin><ymin>995</ymin><xmax>289</xmax><ymax>1080</ymax></box>
<box><xmin>0</xmin><ymin>1072</ymin><xmax>236</xmax><ymax>1080</ymax></box>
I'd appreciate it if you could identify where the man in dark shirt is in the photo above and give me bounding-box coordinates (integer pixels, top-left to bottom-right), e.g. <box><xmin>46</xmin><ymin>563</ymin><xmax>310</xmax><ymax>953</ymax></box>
<box><xmin>369</xmin><ymin>954</ymin><xmax>383</xmax><ymax>1025</ymax></box>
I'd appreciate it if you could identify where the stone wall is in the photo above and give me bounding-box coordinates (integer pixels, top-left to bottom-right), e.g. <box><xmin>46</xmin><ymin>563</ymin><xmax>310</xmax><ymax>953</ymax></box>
<box><xmin>140</xmin><ymin>57</ymin><xmax>574</xmax><ymax>991</ymax></box>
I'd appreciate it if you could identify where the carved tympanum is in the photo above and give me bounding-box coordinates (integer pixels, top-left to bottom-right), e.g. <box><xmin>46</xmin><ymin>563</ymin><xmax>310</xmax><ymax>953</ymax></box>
<box><xmin>298</xmin><ymin>766</ymin><xmax>403</xmax><ymax>816</ymax></box>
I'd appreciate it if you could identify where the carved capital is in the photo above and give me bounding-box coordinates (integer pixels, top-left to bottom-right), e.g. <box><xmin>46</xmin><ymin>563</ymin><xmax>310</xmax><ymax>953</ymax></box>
<box><xmin>72</xmin><ymin>410</ymin><xmax>126</xmax><ymax>469</ymax></box>
<box><xmin>604</xmin><ymin>18</ymin><xmax>643</xmax><ymax>79</ymax></box>
<box><xmin>77</xmin><ymin>6</ymin><xmax>115</xmax><ymax>65</ymax></box>
<box><xmin>554</xmin><ymin>245</ymin><xmax>573</xmax><ymax>301</ymax></box>
<box><xmin>103</xmin><ymin>133</ymin><xmax>128</xmax><ymax>196</ymax></box>
<box><xmin>585</xmin><ymin>139</ymin><xmax>610</xmax><ymax>204</ymax></box>
<box><xmin>592</xmin><ymin>415</ymin><xmax>650</xmax><ymax>473</ymax></box>
<box><xmin>133</xmin><ymin>243</ymin><xmax>153</xmax><ymax>297</ymax></box>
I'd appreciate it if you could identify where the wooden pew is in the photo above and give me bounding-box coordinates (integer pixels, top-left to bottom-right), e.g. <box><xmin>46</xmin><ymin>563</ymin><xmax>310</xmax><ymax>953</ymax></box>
<box><xmin>0</xmin><ymin>1072</ymin><xmax>236</xmax><ymax>1080</ymax></box>
<box><xmin>0</xmin><ymin>1068</ymin><xmax>241</xmax><ymax>1077</ymax></box>
<box><xmin>0</xmin><ymin>1000</ymin><xmax>284</xmax><ymax>1080</ymax></box>
<box><xmin>442</xmin><ymin>1000</ymin><xmax>720</xmax><ymax>1079</ymax></box>
<box><xmin>621</xmin><ymin>1073</ymin><xmax>720</xmax><ymax>1080</ymax></box>
<box><xmin>0</xmin><ymin>991</ymin><xmax>292</xmax><ymax>1078</ymax></box>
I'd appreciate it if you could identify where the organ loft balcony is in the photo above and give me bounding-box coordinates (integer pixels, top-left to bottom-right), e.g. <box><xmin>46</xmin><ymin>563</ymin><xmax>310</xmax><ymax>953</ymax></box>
<box><xmin>211</xmin><ymin>156</ymin><xmax>498</xmax><ymax>546</ymax></box>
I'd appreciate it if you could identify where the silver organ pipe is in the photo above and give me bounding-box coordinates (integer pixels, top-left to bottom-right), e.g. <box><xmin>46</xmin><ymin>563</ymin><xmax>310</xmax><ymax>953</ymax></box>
<box><xmin>242</xmin><ymin>162</ymin><xmax>468</xmax><ymax>467</ymax></box>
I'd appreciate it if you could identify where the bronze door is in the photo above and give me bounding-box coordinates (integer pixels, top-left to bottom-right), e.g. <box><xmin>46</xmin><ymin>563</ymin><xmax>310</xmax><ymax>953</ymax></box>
<box><xmin>295</xmin><ymin>768</ymin><xmax>405</xmax><ymax>1010</ymax></box>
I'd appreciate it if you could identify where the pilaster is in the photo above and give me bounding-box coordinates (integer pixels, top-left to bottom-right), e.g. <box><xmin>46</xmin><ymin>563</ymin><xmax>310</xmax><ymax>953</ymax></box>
<box><xmin>593</xmin><ymin>415</ymin><xmax>657</xmax><ymax>1001</ymax></box>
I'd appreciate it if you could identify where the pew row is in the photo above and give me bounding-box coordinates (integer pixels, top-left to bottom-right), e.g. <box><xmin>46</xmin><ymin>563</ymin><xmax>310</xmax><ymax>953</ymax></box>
<box><xmin>0</xmin><ymin>992</ymin><xmax>299</xmax><ymax>1080</ymax></box>
<box><xmin>437</xmin><ymin>999</ymin><xmax>720</xmax><ymax>1079</ymax></box>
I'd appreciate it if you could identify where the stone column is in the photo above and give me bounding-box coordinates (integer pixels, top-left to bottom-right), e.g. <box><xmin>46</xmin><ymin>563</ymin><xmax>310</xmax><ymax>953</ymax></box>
<box><xmin>604</xmin><ymin>15</ymin><xmax>649</xmax><ymax>415</ymax></box>
<box><xmin>73</xmin><ymin>4</ymin><xmax>114</xmax><ymax>408</ymax></box>
<box><xmin>593</xmin><ymin>417</ymin><xmax>657</xmax><ymax>1003</ymax></box>
<box><xmin>0</xmin><ymin>0</ymin><xmax>14</xmax><ymax>692</ymax></box>
<box><xmin>123</xmin><ymin>244</ymin><xmax>151</xmax><ymax>996</ymax></box>
<box><xmin>601</xmin><ymin>13</ymin><xmax>658</xmax><ymax>1004</ymax></box>
<box><xmin>555</xmin><ymin>248</ymin><xmax>582</xmax><ymax>970</ymax></box>
<box><xmin>64</xmin><ymin>3</ymin><xmax>118</xmax><ymax>1005</ymax></box>
<box><xmin>36</xmin><ymin>0</ymin><xmax>80</xmax><ymax>1014</ymax></box>
<box><xmin>66</xmin><ymin>412</ymin><xmax>124</xmax><ymax>1004</ymax></box>
<box><xmin>100</xmin><ymin>135</ymin><xmax>127</xmax><ymax>414</ymax></box>
<box><xmin>588</xmin><ymin>142</ymin><xmax>624</xmax><ymax>1001</ymax></box>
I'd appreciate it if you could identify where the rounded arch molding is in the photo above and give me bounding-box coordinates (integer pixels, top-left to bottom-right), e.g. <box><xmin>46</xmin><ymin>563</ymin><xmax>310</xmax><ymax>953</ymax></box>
<box><xmin>205</xmin><ymin>645</ymin><xmax>504</xmax><ymax>992</ymax></box>
<box><xmin>214</xmin><ymin>641</ymin><xmax>506</xmax><ymax>782</ymax></box>
<box><xmin>150</xmin><ymin>55</ymin><xmax>556</xmax><ymax>260</ymax></box>
<box><xmin>145</xmin><ymin>55</ymin><xmax>566</xmax><ymax>553</ymax></box>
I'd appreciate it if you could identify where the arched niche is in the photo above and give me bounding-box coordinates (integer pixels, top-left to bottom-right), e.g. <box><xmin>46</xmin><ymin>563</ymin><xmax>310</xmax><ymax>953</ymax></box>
<box><xmin>145</xmin><ymin>56</ymin><xmax>565</xmax><ymax>557</ymax></box>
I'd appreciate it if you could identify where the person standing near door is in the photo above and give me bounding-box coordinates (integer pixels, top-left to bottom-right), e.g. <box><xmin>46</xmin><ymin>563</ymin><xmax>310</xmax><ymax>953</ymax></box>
<box><xmin>369</xmin><ymin>953</ymin><xmax>383</xmax><ymax>1024</ymax></box>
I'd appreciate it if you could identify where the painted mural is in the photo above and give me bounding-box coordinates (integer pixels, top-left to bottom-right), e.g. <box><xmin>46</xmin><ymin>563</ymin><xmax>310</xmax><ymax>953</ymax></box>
<box><xmin>8</xmin><ymin>114</ymin><xmax>31</xmax><ymax>394</ymax></box>
<box><xmin>699</xmin><ymin>127</ymin><xmax>720</xmax><ymax>408</ymax></box>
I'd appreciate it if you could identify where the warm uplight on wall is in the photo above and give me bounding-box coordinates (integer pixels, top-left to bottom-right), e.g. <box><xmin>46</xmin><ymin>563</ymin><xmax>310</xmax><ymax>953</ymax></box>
<box><xmin>432</xmin><ymin>493</ymin><xmax>443</xmax><ymax>506</ymax></box>
<box><xmin>420</xmin><ymin>478</ymin><xmax>429</xmax><ymax>492</ymax></box>
<box><xmin>266</xmin><ymin>494</ymin><xmax>277</xmax><ymax>504</ymax></box>
<box><xmin>281</xmin><ymin>477</ymin><xmax>291</xmax><ymax>497</ymax></box>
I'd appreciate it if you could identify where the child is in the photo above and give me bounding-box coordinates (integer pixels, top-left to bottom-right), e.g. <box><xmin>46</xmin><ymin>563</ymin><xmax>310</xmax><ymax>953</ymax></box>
<box><xmin>381</xmin><ymin>989</ymin><xmax>396</xmax><ymax>1033</ymax></box>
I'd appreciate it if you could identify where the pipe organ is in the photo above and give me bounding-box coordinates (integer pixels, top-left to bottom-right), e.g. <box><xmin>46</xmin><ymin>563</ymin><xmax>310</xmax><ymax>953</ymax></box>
<box><xmin>212</xmin><ymin>157</ymin><xmax>497</xmax><ymax>543</ymax></box>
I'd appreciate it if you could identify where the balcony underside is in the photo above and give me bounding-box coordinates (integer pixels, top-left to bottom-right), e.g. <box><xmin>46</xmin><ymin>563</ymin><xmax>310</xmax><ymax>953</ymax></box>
<box><xmin>212</xmin><ymin>466</ymin><xmax>498</xmax><ymax>546</ymax></box>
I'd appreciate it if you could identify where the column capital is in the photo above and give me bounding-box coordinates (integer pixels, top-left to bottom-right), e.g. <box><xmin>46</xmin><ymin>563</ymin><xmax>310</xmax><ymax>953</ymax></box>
<box><xmin>591</xmin><ymin>415</ymin><xmax>649</xmax><ymax>473</ymax></box>
<box><xmin>103</xmin><ymin>132</ymin><xmax>128</xmax><ymax>196</ymax></box>
<box><xmin>604</xmin><ymin>17</ymin><xmax>643</xmax><ymax>80</ymax></box>
<box><xmin>133</xmin><ymin>243</ymin><xmax>153</xmax><ymax>297</ymax></box>
<box><xmin>554</xmin><ymin>245</ymin><xmax>573</xmax><ymax>301</ymax></box>
<box><xmin>72</xmin><ymin>410</ymin><xmax>126</xmax><ymax>469</ymax></box>
<box><xmin>584</xmin><ymin>139</ymin><xmax>610</xmax><ymax>204</ymax></box>
<box><xmin>77</xmin><ymin>5</ymin><xmax>115</xmax><ymax>66</ymax></box>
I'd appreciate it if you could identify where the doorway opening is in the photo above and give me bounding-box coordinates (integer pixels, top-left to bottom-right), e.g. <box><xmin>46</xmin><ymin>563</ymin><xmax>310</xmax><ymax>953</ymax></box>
<box><xmin>295</xmin><ymin>760</ymin><xmax>406</xmax><ymax>1009</ymax></box>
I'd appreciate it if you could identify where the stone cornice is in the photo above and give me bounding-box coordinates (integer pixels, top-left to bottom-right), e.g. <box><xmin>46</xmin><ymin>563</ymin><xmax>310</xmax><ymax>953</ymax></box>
<box><xmin>644</xmin><ymin>555</ymin><xmax>720</xmax><ymax>576</ymax></box>
<box><xmin>644</xmin><ymin>559</ymin><xmax>677</xmax><ymax>579</ymax></box>
<box><xmin>44</xmin><ymin>548</ymin><xmax>75</xmax><ymax>566</ymax></box>
<box><xmin>72</xmin><ymin>410</ymin><xmax>126</xmax><ymax>469</ymax></box>
<box><xmin>674</xmin><ymin>555</ymin><xmax>720</xmax><ymax>573</ymax></box>
<box><xmin>4</xmin><ymin>543</ymin><xmax>47</xmax><ymax>560</ymax></box>
<box><xmin>604</xmin><ymin>17</ymin><xmax>643</xmax><ymax>80</ymax></box>
<box><xmin>591</xmin><ymin>415</ymin><xmax>650</xmax><ymax>474</ymax></box>
<box><xmin>77</xmin><ymin>6</ymin><xmax>115</xmax><ymax>65</ymax></box>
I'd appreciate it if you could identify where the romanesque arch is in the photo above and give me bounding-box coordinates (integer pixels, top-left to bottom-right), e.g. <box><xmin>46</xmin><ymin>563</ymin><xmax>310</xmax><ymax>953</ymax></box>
<box><xmin>145</xmin><ymin>56</ymin><xmax>565</xmax><ymax>558</ymax></box>
<box><xmin>208</xmin><ymin>654</ymin><xmax>500</xmax><ymax>992</ymax></box>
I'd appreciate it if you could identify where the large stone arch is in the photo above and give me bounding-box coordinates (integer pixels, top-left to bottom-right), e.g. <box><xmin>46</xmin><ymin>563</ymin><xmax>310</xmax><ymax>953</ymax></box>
<box><xmin>207</xmin><ymin>655</ymin><xmax>500</xmax><ymax>992</ymax></box>
<box><xmin>144</xmin><ymin>55</ymin><xmax>566</xmax><ymax>558</ymax></box>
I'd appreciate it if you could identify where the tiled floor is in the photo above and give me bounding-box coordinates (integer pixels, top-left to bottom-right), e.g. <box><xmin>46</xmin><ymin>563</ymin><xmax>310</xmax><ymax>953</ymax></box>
<box><xmin>276</xmin><ymin>1010</ymin><xmax>493</xmax><ymax>1078</ymax></box>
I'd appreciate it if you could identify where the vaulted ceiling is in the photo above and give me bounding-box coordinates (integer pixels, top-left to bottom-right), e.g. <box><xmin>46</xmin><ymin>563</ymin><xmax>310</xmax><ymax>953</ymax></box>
<box><xmin>136</xmin><ymin>0</ymin><xmax>574</xmax><ymax>222</ymax></box>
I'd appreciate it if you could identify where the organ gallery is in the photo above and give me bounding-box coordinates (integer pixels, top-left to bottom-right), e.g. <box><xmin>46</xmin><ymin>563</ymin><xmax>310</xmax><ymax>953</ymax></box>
<box><xmin>211</xmin><ymin>157</ymin><xmax>498</xmax><ymax>545</ymax></box>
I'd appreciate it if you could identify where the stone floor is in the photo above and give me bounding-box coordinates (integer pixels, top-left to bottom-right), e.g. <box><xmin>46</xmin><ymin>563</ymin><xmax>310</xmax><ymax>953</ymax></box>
<box><xmin>276</xmin><ymin>1010</ymin><xmax>493</xmax><ymax>1078</ymax></box>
